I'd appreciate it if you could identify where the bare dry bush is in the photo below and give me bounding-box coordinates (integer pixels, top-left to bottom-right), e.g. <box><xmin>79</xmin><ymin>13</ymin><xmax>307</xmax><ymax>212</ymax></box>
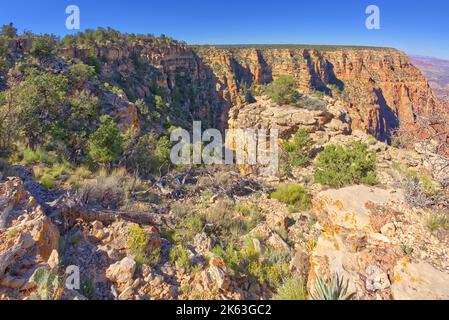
<box><xmin>402</xmin><ymin>178</ymin><xmax>437</xmax><ymax>208</ymax></box>
<box><xmin>78</xmin><ymin>168</ymin><xmax>144</xmax><ymax>209</ymax></box>
<box><xmin>393</xmin><ymin>114</ymin><xmax>449</xmax><ymax>209</ymax></box>
<box><xmin>392</xmin><ymin>114</ymin><xmax>449</xmax><ymax>188</ymax></box>
<box><xmin>78</xmin><ymin>175</ymin><xmax>124</xmax><ymax>209</ymax></box>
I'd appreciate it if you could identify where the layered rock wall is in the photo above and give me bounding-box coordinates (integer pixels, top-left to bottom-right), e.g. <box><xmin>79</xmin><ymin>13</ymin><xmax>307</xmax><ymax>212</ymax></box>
<box><xmin>13</xmin><ymin>36</ymin><xmax>445</xmax><ymax>142</ymax></box>
<box><xmin>196</xmin><ymin>47</ymin><xmax>448</xmax><ymax>142</ymax></box>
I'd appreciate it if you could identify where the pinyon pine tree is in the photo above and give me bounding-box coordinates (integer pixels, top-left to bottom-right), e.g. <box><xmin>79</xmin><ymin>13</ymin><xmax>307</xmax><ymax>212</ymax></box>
<box><xmin>88</xmin><ymin>115</ymin><xmax>123</xmax><ymax>166</ymax></box>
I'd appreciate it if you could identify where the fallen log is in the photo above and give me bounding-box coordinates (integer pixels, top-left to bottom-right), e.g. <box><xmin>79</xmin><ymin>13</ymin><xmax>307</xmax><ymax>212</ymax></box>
<box><xmin>63</xmin><ymin>207</ymin><xmax>166</xmax><ymax>225</ymax></box>
<box><xmin>48</xmin><ymin>195</ymin><xmax>174</xmax><ymax>229</ymax></box>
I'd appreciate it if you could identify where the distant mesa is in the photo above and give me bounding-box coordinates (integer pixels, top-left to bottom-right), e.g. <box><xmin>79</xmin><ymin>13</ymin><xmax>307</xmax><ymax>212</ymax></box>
<box><xmin>411</xmin><ymin>55</ymin><xmax>449</xmax><ymax>102</ymax></box>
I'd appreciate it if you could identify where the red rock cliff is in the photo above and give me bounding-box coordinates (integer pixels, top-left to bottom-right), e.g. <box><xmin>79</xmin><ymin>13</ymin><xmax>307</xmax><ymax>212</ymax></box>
<box><xmin>196</xmin><ymin>46</ymin><xmax>448</xmax><ymax>142</ymax></box>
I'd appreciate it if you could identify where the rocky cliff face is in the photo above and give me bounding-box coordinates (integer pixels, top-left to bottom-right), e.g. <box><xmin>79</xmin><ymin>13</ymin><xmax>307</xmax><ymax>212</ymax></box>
<box><xmin>196</xmin><ymin>47</ymin><xmax>448</xmax><ymax>142</ymax></box>
<box><xmin>2</xmin><ymin>37</ymin><xmax>231</xmax><ymax>132</ymax></box>
<box><xmin>80</xmin><ymin>41</ymin><xmax>449</xmax><ymax>151</ymax></box>
<box><xmin>60</xmin><ymin>40</ymin><xmax>229</xmax><ymax>131</ymax></box>
<box><xmin>5</xmin><ymin>36</ymin><xmax>446</xmax><ymax>144</ymax></box>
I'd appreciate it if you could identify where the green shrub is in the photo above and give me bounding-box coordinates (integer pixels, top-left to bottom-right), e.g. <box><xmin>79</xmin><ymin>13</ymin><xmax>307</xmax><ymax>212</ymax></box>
<box><xmin>29</xmin><ymin>267</ymin><xmax>61</xmax><ymax>300</ymax></box>
<box><xmin>266</xmin><ymin>247</ymin><xmax>292</xmax><ymax>264</ymax></box>
<box><xmin>271</xmin><ymin>184</ymin><xmax>311</xmax><ymax>210</ymax></box>
<box><xmin>247</xmin><ymin>260</ymin><xmax>290</xmax><ymax>289</ymax></box>
<box><xmin>206</xmin><ymin>199</ymin><xmax>236</xmax><ymax>228</ymax></box>
<box><xmin>273</xmin><ymin>277</ymin><xmax>307</xmax><ymax>300</ymax></box>
<box><xmin>125</xmin><ymin>132</ymin><xmax>159</xmax><ymax>175</ymax></box>
<box><xmin>125</xmin><ymin>132</ymin><xmax>171</xmax><ymax>175</ymax></box>
<box><xmin>40</xmin><ymin>174</ymin><xmax>56</xmax><ymax>189</ymax></box>
<box><xmin>31</xmin><ymin>34</ymin><xmax>57</xmax><ymax>59</ymax></box>
<box><xmin>234</xmin><ymin>202</ymin><xmax>251</xmax><ymax>216</ymax></box>
<box><xmin>281</xmin><ymin>129</ymin><xmax>313</xmax><ymax>175</ymax></box>
<box><xmin>400</xmin><ymin>244</ymin><xmax>414</xmax><ymax>256</ymax></box>
<box><xmin>171</xmin><ymin>202</ymin><xmax>193</xmax><ymax>219</ymax></box>
<box><xmin>104</xmin><ymin>82</ymin><xmax>126</xmax><ymax>97</ymax></box>
<box><xmin>235</xmin><ymin>202</ymin><xmax>264</xmax><ymax>232</ymax></box>
<box><xmin>428</xmin><ymin>213</ymin><xmax>449</xmax><ymax>233</ymax></box>
<box><xmin>88</xmin><ymin>115</ymin><xmax>123</xmax><ymax>166</ymax></box>
<box><xmin>154</xmin><ymin>95</ymin><xmax>166</xmax><ymax>110</ymax></box>
<box><xmin>46</xmin><ymin>162</ymin><xmax>72</xmax><ymax>179</ymax></box>
<box><xmin>205</xmin><ymin>198</ymin><xmax>256</xmax><ymax>241</ymax></box>
<box><xmin>169</xmin><ymin>246</ymin><xmax>194</xmax><ymax>272</ymax></box>
<box><xmin>74</xmin><ymin>166</ymin><xmax>92</xmax><ymax>179</ymax></box>
<box><xmin>22</xmin><ymin>148</ymin><xmax>42</xmax><ymax>164</ymax></box>
<box><xmin>135</xmin><ymin>99</ymin><xmax>149</xmax><ymax>116</ymax></box>
<box><xmin>421</xmin><ymin>175</ymin><xmax>440</xmax><ymax>197</ymax></box>
<box><xmin>40</xmin><ymin>151</ymin><xmax>59</xmax><ymax>166</ymax></box>
<box><xmin>69</xmin><ymin>62</ymin><xmax>97</xmax><ymax>85</ymax></box>
<box><xmin>314</xmin><ymin>142</ymin><xmax>378</xmax><ymax>188</ymax></box>
<box><xmin>212</xmin><ymin>245</ymin><xmax>242</xmax><ymax>274</ymax></box>
<box><xmin>242</xmin><ymin>240</ymin><xmax>291</xmax><ymax>289</ymax></box>
<box><xmin>182</xmin><ymin>215</ymin><xmax>204</xmax><ymax>234</ymax></box>
<box><xmin>273</xmin><ymin>226</ymin><xmax>289</xmax><ymax>242</ymax></box>
<box><xmin>31</xmin><ymin>161</ymin><xmax>73</xmax><ymax>189</ymax></box>
<box><xmin>212</xmin><ymin>240</ymin><xmax>291</xmax><ymax>290</ymax></box>
<box><xmin>173</xmin><ymin>215</ymin><xmax>205</xmax><ymax>243</ymax></box>
<box><xmin>240</xmin><ymin>238</ymin><xmax>260</xmax><ymax>261</ymax></box>
<box><xmin>128</xmin><ymin>224</ymin><xmax>160</xmax><ymax>267</ymax></box>
<box><xmin>155</xmin><ymin>136</ymin><xmax>171</xmax><ymax>167</ymax></box>
<box><xmin>312</xmin><ymin>90</ymin><xmax>326</xmax><ymax>99</ymax></box>
<box><xmin>265</xmin><ymin>75</ymin><xmax>300</xmax><ymax>105</ymax></box>
<box><xmin>11</xmin><ymin>69</ymin><xmax>68</xmax><ymax>148</ymax></box>
<box><xmin>1</xmin><ymin>23</ymin><xmax>17</xmax><ymax>38</ymax></box>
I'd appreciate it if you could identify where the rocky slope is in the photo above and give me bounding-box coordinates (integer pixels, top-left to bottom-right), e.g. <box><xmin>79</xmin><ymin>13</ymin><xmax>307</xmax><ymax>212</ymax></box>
<box><xmin>1</xmin><ymin>94</ymin><xmax>449</xmax><ymax>300</ymax></box>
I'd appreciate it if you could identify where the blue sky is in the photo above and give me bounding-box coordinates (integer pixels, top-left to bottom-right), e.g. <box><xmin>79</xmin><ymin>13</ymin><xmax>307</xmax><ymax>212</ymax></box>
<box><xmin>1</xmin><ymin>0</ymin><xmax>448</xmax><ymax>59</ymax></box>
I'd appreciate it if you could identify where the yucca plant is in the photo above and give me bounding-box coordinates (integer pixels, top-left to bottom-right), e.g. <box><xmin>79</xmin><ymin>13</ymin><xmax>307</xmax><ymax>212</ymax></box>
<box><xmin>310</xmin><ymin>273</ymin><xmax>355</xmax><ymax>300</ymax></box>
<box><xmin>29</xmin><ymin>267</ymin><xmax>63</xmax><ymax>300</ymax></box>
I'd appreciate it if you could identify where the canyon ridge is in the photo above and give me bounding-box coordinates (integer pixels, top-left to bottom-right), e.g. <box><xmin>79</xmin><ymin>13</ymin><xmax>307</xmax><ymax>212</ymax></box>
<box><xmin>1</xmin><ymin>28</ymin><xmax>448</xmax><ymax>300</ymax></box>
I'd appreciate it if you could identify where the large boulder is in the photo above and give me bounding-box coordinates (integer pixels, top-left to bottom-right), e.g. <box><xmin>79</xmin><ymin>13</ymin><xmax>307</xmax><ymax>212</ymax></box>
<box><xmin>106</xmin><ymin>256</ymin><xmax>136</xmax><ymax>287</ymax></box>
<box><xmin>309</xmin><ymin>185</ymin><xmax>449</xmax><ymax>300</ymax></box>
<box><xmin>391</xmin><ymin>258</ymin><xmax>449</xmax><ymax>300</ymax></box>
<box><xmin>312</xmin><ymin>185</ymin><xmax>403</xmax><ymax>232</ymax></box>
<box><xmin>0</xmin><ymin>178</ymin><xmax>60</xmax><ymax>297</ymax></box>
<box><xmin>0</xmin><ymin>177</ymin><xmax>28</xmax><ymax>230</ymax></box>
<box><xmin>0</xmin><ymin>207</ymin><xmax>60</xmax><ymax>275</ymax></box>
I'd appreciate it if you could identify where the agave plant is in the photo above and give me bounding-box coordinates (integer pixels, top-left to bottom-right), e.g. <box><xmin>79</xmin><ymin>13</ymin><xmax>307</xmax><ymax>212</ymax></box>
<box><xmin>310</xmin><ymin>273</ymin><xmax>355</xmax><ymax>300</ymax></box>
<box><xmin>29</xmin><ymin>267</ymin><xmax>62</xmax><ymax>300</ymax></box>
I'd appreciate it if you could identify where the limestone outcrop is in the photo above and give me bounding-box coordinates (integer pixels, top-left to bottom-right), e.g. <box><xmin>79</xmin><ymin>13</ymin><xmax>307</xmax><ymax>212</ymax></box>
<box><xmin>309</xmin><ymin>185</ymin><xmax>449</xmax><ymax>300</ymax></box>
